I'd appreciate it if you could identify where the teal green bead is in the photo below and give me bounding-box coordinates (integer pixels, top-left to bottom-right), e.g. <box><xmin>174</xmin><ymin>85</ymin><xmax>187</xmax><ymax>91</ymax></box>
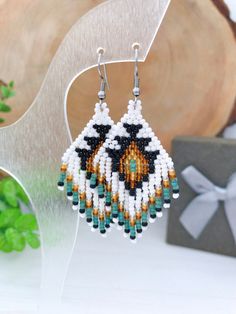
<box><xmin>149</xmin><ymin>203</ymin><xmax>156</xmax><ymax>215</ymax></box>
<box><xmin>105</xmin><ymin>216</ymin><xmax>110</xmax><ymax>226</ymax></box>
<box><xmin>99</xmin><ymin>220</ymin><xmax>105</xmax><ymax>231</ymax></box>
<box><xmin>171</xmin><ymin>178</ymin><xmax>179</xmax><ymax>189</ymax></box>
<box><xmin>86</xmin><ymin>207</ymin><xmax>92</xmax><ymax>219</ymax></box>
<box><xmin>118</xmin><ymin>212</ymin><xmax>124</xmax><ymax>223</ymax></box>
<box><xmin>163</xmin><ymin>187</ymin><xmax>170</xmax><ymax>200</ymax></box>
<box><xmin>93</xmin><ymin>215</ymin><xmax>99</xmax><ymax>226</ymax></box>
<box><xmin>59</xmin><ymin>172</ymin><xmax>66</xmax><ymax>183</ymax></box>
<box><xmin>90</xmin><ymin>173</ymin><xmax>97</xmax><ymax>182</ymax></box>
<box><xmin>112</xmin><ymin>202</ymin><xmax>118</xmax><ymax>215</ymax></box>
<box><xmin>66</xmin><ymin>181</ymin><xmax>72</xmax><ymax>193</ymax></box>
<box><xmin>73</xmin><ymin>191</ymin><xmax>78</xmax><ymax>202</ymax></box>
<box><xmin>142</xmin><ymin>212</ymin><xmax>148</xmax><ymax>223</ymax></box>
<box><xmin>130</xmin><ymin>225</ymin><xmax>136</xmax><ymax>237</ymax></box>
<box><xmin>124</xmin><ymin>219</ymin><xmax>130</xmax><ymax>231</ymax></box>
<box><xmin>106</xmin><ymin>192</ymin><xmax>111</xmax><ymax>203</ymax></box>
<box><xmin>98</xmin><ymin>184</ymin><xmax>104</xmax><ymax>196</ymax></box>
<box><xmin>130</xmin><ymin>159</ymin><xmax>137</xmax><ymax>172</ymax></box>
<box><xmin>136</xmin><ymin>220</ymin><xmax>142</xmax><ymax>231</ymax></box>
<box><xmin>155</xmin><ymin>197</ymin><xmax>162</xmax><ymax>209</ymax></box>
<box><xmin>80</xmin><ymin>199</ymin><xmax>86</xmax><ymax>210</ymax></box>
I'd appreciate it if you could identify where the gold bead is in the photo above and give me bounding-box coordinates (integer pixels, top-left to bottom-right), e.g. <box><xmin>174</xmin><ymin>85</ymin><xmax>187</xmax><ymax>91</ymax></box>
<box><xmin>149</xmin><ymin>197</ymin><xmax>155</xmax><ymax>204</ymax></box>
<box><xmin>136</xmin><ymin>212</ymin><xmax>141</xmax><ymax>220</ymax></box>
<box><xmin>72</xmin><ymin>185</ymin><xmax>78</xmax><ymax>192</ymax></box>
<box><xmin>106</xmin><ymin>184</ymin><xmax>111</xmax><ymax>192</ymax></box>
<box><xmin>86</xmin><ymin>200</ymin><xmax>92</xmax><ymax>207</ymax></box>
<box><xmin>67</xmin><ymin>175</ymin><xmax>73</xmax><ymax>182</ymax></box>
<box><xmin>112</xmin><ymin>194</ymin><xmax>119</xmax><ymax>202</ymax></box>
<box><xmin>130</xmin><ymin>218</ymin><xmax>136</xmax><ymax>226</ymax></box>
<box><xmin>118</xmin><ymin>203</ymin><xmax>124</xmax><ymax>212</ymax></box>
<box><xmin>142</xmin><ymin>204</ymin><xmax>148</xmax><ymax>212</ymax></box>
<box><xmin>163</xmin><ymin>179</ymin><xmax>170</xmax><ymax>188</ymax></box>
<box><xmin>80</xmin><ymin>192</ymin><xmax>86</xmax><ymax>200</ymax></box>
<box><xmin>93</xmin><ymin>208</ymin><xmax>98</xmax><ymax>216</ymax></box>
<box><xmin>98</xmin><ymin>176</ymin><xmax>104</xmax><ymax>184</ymax></box>
<box><xmin>155</xmin><ymin>188</ymin><xmax>162</xmax><ymax>197</ymax></box>
<box><xmin>99</xmin><ymin>213</ymin><xmax>104</xmax><ymax>220</ymax></box>
<box><xmin>124</xmin><ymin>211</ymin><xmax>130</xmax><ymax>219</ymax></box>
<box><xmin>169</xmin><ymin>169</ymin><xmax>176</xmax><ymax>179</ymax></box>
<box><xmin>61</xmin><ymin>164</ymin><xmax>67</xmax><ymax>172</ymax></box>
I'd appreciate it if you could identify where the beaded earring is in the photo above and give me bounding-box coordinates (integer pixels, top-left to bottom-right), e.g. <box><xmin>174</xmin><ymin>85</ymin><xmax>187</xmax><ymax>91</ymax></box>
<box><xmin>57</xmin><ymin>49</ymin><xmax>114</xmax><ymax>221</ymax></box>
<box><xmin>92</xmin><ymin>44</ymin><xmax>179</xmax><ymax>242</ymax></box>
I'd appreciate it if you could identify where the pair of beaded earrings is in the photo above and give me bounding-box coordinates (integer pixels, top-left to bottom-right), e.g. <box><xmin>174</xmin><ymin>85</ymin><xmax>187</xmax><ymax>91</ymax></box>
<box><xmin>57</xmin><ymin>44</ymin><xmax>179</xmax><ymax>242</ymax></box>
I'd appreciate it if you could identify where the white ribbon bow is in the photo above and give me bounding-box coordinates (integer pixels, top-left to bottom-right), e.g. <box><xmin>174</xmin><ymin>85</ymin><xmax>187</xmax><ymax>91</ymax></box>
<box><xmin>180</xmin><ymin>166</ymin><xmax>236</xmax><ymax>244</ymax></box>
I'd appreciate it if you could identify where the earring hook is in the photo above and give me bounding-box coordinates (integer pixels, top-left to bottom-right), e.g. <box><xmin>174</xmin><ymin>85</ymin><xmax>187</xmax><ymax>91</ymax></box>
<box><xmin>132</xmin><ymin>43</ymin><xmax>140</xmax><ymax>101</ymax></box>
<box><xmin>97</xmin><ymin>48</ymin><xmax>109</xmax><ymax>103</ymax></box>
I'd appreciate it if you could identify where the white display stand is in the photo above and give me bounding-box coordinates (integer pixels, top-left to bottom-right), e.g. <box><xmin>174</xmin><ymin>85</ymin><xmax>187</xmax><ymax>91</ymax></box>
<box><xmin>0</xmin><ymin>0</ymin><xmax>170</xmax><ymax>311</ymax></box>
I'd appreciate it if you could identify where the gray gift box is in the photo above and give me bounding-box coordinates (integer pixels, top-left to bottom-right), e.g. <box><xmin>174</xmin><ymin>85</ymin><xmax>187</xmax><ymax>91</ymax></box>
<box><xmin>167</xmin><ymin>136</ymin><xmax>236</xmax><ymax>257</ymax></box>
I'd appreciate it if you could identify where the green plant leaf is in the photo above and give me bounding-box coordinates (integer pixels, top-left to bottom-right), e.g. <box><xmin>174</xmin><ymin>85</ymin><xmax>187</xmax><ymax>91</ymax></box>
<box><xmin>14</xmin><ymin>213</ymin><xmax>38</xmax><ymax>231</ymax></box>
<box><xmin>0</xmin><ymin>117</ymin><xmax>4</xmax><ymax>123</ymax></box>
<box><xmin>0</xmin><ymin>233</ymin><xmax>13</xmax><ymax>253</ymax></box>
<box><xmin>0</xmin><ymin>200</ymin><xmax>7</xmax><ymax>211</ymax></box>
<box><xmin>16</xmin><ymin>184</ymin><xmax>29</xmax><ymax>205</ymax></box>
<box><xmin>5</xmin><ymin>228</ymin><xmax>25</xmax><ymax>252</ymax></box>
<box><xmin>0</xmin><ymin>102</ymin><xmax>11</xmax><ymax>112</ymax></box>
<box><xmin>0</xmin><ymin>85</ymin><xmax>10</xmax><ymax>98</ymax></box>
<box><xmin>2</xmin><ymin>179</ymin><xmax>18</xmax><ymax>207</ymax></box>
<box><xmin>25</xmin><ymin>231</ymin><xmax>40</xmax><ymax>249</ymax></box>
<box><xmin>7</xmin><ymin>90</ymin><xmax>15</xmax><ymax>98</ymax></box>
<box><xmin>0</xmin><ymin>208</ymin><xmax>21</xmax><ymax>228</ymax></box>
<box><xmin>8</xmin><ymin>81</ymin><xmax>14</xmax><ymax>88</ymax></box>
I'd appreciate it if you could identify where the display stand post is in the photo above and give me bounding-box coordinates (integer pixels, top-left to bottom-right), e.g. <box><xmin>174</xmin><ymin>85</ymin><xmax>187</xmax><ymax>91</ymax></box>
<box><xmin>0</xmin><ymin>0</ymin><xmax>170</xmax><ymax>311</ymax></box>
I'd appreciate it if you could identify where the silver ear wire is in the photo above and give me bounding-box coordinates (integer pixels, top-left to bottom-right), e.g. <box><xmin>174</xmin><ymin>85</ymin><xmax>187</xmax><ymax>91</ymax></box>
<box><xmin>132</xmin><ymin>43</ymin><xmax>140</xmax><ymax>100</ymax></box>
<box><xmin>97</xmin><ymin>48</ymin><xmax>109</xmax><ymax>102</ymax></box>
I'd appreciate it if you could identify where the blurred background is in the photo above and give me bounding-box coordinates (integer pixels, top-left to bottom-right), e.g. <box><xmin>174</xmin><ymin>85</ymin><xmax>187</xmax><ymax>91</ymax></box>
<box><xmin>0</xmin><ymin>0</ymin><xmax>236</xmax><ymax>313</ymax></box>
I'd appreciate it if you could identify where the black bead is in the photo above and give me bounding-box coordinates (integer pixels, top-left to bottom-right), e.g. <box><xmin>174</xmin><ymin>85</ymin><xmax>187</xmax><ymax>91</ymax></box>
<box><xmin>100</xmin><ymin>229</ymin><xmax>106</xmax><ymax>234</ymax></box>
<box><xmin>93</xmin><ymin>224</ymin><xmax>98</xmax><ymax>229</ymax></box>
<box><xmin>124</xmin><ymin>229</ymin><xmax>130</xmax><ymax>233</ymax></box>
<box><xmin>72</xmin><ymin>201</ymin><xmax>78</xmax><ymax>206</ymax></box>
<box><xmin>173</xmin><ymin>189</ymin><xmax>179</xmax><ymax>193</ymax></box>
<box><xmin>130</xmin><ymin>235</ymin><xmax>136</xmax><ymax>240</ymax></box>
<box><xmin>105</xmin><ymin>224</ymin><xmax>110</xmax><ymax>228</ymax></box>
<box><xmin>79</xmin><ymin>208</ymin><xmax>85</xmax><ymax>214</ymax></box>
<box><xmin>119</xmin><ymin>173</ymin><xmax>125</xmax><ymax>181</ymax></box>
<box><xmin>143</xmin><ymin>175</ymin><xmax>148</xmax><ymax>182</ymax></box>
<box><xmin>136</xmin><ymin>181</ymin><xmax>142</xmax><ymax>189</ymax></box>
<box><xmin>67</xmin><ymin>192</ymin><xmax>73</xmax><ymax>196</ymax></box>
<box><xmin>57</xmin><ymin>182</ymin><xmax>64</xmax><ymax>186</ymax></box>
<box><xmin>86</xmin><ymin>218</ymin><xmax>92</xmax><ymax>223</ymax></box>
<box><xmin>164</xmin><ymin>199</ymin><xmax>171</xmax><ymax>204</ymax></box>
<box><xmin>118</xmin><ymin>221</ymin><xmax>124</xmax><ymax>226</ymax></box>
<box><xmin>150</xmin><ymin>214</ymin><xmax>156</xmax><ymax>219</ymax></box>
<box><xmin>125</xmin><ymin>182</ymin><xmax>130</xmax><ymax>190</ymax></box>
<box><xmin>112</xmin><ymin>213</ymin><xmax>118</xmax><ymax>218</ymax></box>
<box><xmin>156</xmin><ymin>208</ymin><xmax>162</xmax><ymax>212</ymax></box>
<box><xmin>142</xmin><ymin>221</ymin><xmax>148</xmax><ymax>227</ymax></box>
<box><xmin>129</xmin><ymin>188</ymin><xmax>136</xmax><ymax>196</ymax></box>
<box><xmin>86</xmin><ymin>172</ymin><xmax>91</xmax><ymax>179</ymax></box>
<box><xmin>137</xmin><ymin>228</ymin><xmax>142</xmax><ymax>233</ymax></box>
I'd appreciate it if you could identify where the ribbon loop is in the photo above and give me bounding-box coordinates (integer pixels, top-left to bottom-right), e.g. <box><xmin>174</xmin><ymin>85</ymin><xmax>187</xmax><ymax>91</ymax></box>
<box><xmin>180</xmin><ymin>166</ymin><xmax>236</xmax><ymax>244</ymax></box>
